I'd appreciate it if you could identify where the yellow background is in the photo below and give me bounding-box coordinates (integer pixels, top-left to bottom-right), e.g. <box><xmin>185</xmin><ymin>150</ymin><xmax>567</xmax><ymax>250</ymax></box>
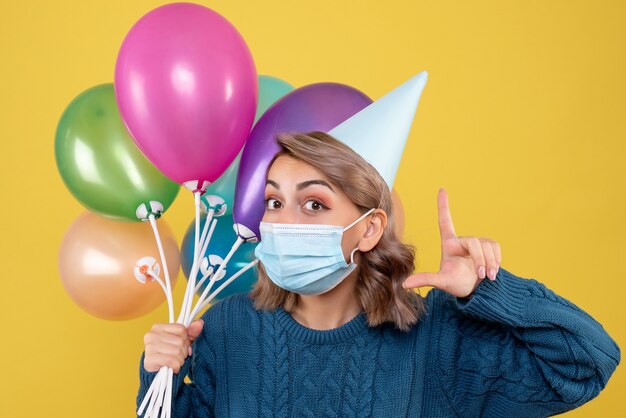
<box><xmin>1</xmin><ymin>0</ymin><xmax>624</xmax><ymax>416</ymax></box>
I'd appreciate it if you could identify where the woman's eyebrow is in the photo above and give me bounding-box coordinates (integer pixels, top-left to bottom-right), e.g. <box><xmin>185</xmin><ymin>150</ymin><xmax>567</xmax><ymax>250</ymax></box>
<box><xmin>296</xmin><ymin>179</ymin><xmax>335</xmax><ymax>192</ymax></box>
<box><xmin>266</xmin><ymin>179</ymin><xmax>280</xmax><ymax>189</ymax></box>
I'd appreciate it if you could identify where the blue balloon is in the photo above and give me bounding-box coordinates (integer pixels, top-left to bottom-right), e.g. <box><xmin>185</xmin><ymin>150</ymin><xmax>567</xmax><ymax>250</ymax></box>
<box><xmin>181</xmin><ymin>213</ymin><xmax>258</xmax><ymax>300</ymax></box>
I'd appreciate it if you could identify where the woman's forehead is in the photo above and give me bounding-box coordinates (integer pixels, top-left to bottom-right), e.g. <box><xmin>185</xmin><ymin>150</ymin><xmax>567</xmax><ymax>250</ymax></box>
<box><xmin>267</xmin><ymin>155</ymin><xmax>329</xmax><ymax>186</ymax></box>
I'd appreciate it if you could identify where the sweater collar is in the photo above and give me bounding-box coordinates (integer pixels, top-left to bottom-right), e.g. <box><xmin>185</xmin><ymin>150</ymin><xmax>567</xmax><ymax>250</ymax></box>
<box><xmin>275</xmin><ymin>307</ymin><xmax>369</xmax><ymax>344</ymax></box>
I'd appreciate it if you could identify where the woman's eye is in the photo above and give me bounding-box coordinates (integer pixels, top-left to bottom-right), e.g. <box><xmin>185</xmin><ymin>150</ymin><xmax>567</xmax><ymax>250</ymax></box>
<box><xmin>303</xmin><ymin>200</ymin><xmax>326</xmax><ymax>212</ymax></box>
<box><xmin>265</xmin><ymin>198</ymin><xmax>282</xmax><ymax>210</ymax></box>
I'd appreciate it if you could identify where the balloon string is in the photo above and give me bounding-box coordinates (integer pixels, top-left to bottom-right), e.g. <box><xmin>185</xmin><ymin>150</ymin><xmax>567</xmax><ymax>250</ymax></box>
<box><xmin>145</xmin><ymin>367</ymin><xmax>165</xmax><ymax>418</ymax></box>
<box><xmin>188</xmin><ymin>237</ymin><xmax>244</xmax><ymax>324</ymax></box>
<box><xmin>147</xmin><ymin>368</ymin><xmax>169</xmax><ymax>418</ymax></box>
<box><xmin>196</xmin><ymin>218</ymin><xmax>218</xmax><ymax>267</ymax></box>
<box><xmin>139</xmin><ymin>195</ymin><xmax>212</xmax><ymax>418</ymax></box>
<box><xmin>196</xmin><ymin>211</ymin><xmax>216</xmax><ymax>264</ymax></box>
<box><xmin>143</xmin><ymin>194</ymin><xmax>218</xmax><ymax>417</ymax></box>
<box><xmin>154</xmin><ymin>369</ymin><xmax>168</xmax><ymax>416</ymax></box>
<box><xmin>164</xmin><ymin>368</ymin><xmax>173</xmax><ymax>418</ymax></box>
<box><xmin>194</xmin><ymin>268</ymin><xmax>213</xmax><ymax>294</ymax></box>
<box><xmin>181</xmin><ymin>211</ymin><xmax>216</xmax><ymax>325</ymax></box>
<box><xmin>195</xmin><ymin>237</ymin><xmax>242</xmax><ymax>303</ymax></box>
<box><xmin>137</xmin><ymin>198</ymin><xmax>217</xmax><ymax>417</ymax></box>
<box><xmin>184</xmin><ymin>204</ymin><xmax>215</xmax><ymax>320</ymax></box>
<box><xmin>194</xmin><ymin>192</ymin><xmax>201</xmax><ymax>265</ymax></box>
<box><xmin>140</xmin><ymin>194</ymin><xmax>234</xmax><ymax>417</ymax></box>
<box><xmin>140</xmin><ymin>214</ymin><xmax>173</xmax><ymax>418</ymax></box>
<box><xmin>155</xmin><ymin>230</ymin><xmax>247</xmax><ymax>417</ymax></box>
<box><xmin>197</xmin><ymin>259</ymin><xmax>259</xmax><ymax>312</ymax></box>
<box><xmin>138</xmin><ymin>252</ymin><xmax>252</xmax><ymax>417</ymax></box>
<box><xmin>177</xmin><ymin>197</ymin><xmax>214</xmax><ymax>324</ymax></box>
<box><xmin>137</xmin><ymin>367</ymin><xmax>170</xmax><ymax>418</ymax></box>
<box><xmin>148</xmin><ymin>215</ymin><xmax>174</xmax><ymax>324</ymax></box>
<box><xmin>146</xmin><ymin>269</ymin><xmax>168</xmax><ymax>304</ymax></box>
<box><xmin>141</xmin><ymin>201</ymin><xmax>200</xmax><ymax>417</ymax></box>
<box><xmin>196</xmin><ymin>253</ymin><xmax>251</xmax><ymax>312</ymax></box>
<box><xmin>155</xmin><ymin>369</ymin><xmax>169</xmax><ymax>418</ymax></box>
<box><xmin>192</xmin><ymin>219</ymin><xmax>218</xmax><ymax>293</ymax></box>
<box><xmin>137</xmin><ymin>367</ymin><xmax>164</xmax><ymax>416</ymax></box>
<box><xmin>177</xmin><ymin>193</ymin><xmax>202</xmax><ymax>324</ymax></box>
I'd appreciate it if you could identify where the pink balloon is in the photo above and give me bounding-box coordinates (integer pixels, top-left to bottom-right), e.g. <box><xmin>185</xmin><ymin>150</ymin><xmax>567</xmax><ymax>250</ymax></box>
<box><xmin>115</xmin><ymin>3</ymin><xmax>257</xmax><ymax>190</ymax></box>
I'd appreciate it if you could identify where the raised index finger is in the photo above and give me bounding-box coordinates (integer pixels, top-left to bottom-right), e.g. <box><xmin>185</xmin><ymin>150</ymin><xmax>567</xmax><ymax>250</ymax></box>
<box><xmin>438</xmin><ymin>188</ymin><xmax>457</xmax><ymax>240</ymax></box>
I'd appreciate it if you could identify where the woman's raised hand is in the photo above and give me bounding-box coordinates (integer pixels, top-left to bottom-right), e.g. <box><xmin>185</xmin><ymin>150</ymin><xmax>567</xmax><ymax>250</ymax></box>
<box><xmin>402</xmin><ymin>188</ymin><xmax>502</xmax><ymax>298</ymax></box>
<box><xmin>143</xmin><ymin>319</ymin><xmax>204</xmax><ymax>373</ymax></box>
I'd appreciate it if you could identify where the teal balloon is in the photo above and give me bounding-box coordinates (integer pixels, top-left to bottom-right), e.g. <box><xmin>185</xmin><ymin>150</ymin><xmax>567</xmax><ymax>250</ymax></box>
<box><xmin>203</xmin><ymin>75</ymin><xmax>294</xmax><ymax>214</ymax></box>
<box><xmin>55</xmin><ymin>84</ymin><xmax>180</xmax><ymax>221</ymax></box>
<box><xmin>255</xmin><ymin>75</ymin><xmax>295</xmax><ymax>123</ymax></box>
<box><xmin>202</xmin><ymin>152</ymin><xmax>240</xmax><ymax>216</ymax></box>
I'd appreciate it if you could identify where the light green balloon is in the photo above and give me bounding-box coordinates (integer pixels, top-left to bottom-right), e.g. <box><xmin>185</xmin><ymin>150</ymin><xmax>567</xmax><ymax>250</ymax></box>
<box><xmin>254</xmin><ymin>75</ymin><xmax>295</xmax><ymax>124</ymax></box>
<box><xmin>205</xmin><ymin>75</ymin><xmax>294</xmax><ymax>214</ymax></box>
<box><xmin>55</xmin><ymin>84</ymin><xmax>179</xmax><ymax>221</ymax></box>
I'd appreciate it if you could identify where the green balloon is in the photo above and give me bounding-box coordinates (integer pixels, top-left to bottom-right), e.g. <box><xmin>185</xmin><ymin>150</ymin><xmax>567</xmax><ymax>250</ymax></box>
<box><xmin>255</xmin><ymin>75</ymin><xmax>295</xmax><ymax>124</ymax></box>
<box><xmin>55</xmin><ymin>84</ymin><xmax>179</xmax><ymax>222</ymax></box>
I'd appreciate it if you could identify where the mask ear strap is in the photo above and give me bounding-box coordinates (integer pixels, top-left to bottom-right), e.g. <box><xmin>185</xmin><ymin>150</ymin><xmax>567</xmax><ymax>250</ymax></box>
<box><xmin>343</xmin><ymin>207</ymin><xmax>376</xmax><ymax>231</ymax></box>
<box><xmin>345</xmin><ymin>194</ymin><xmax>385</xmax><ymax>261</ymax></box>
<box><xmin>350</xmin><ymin>247</ymin><xmax>359</xmax><ymax>264</ymax></box>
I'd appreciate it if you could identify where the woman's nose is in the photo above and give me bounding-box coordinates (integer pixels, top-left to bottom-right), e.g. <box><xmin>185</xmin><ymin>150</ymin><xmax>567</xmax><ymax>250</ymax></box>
<box><xmin>274</xmin><ymin>208</ymin><xmax>299</xmax><ymax>224</ymax></box>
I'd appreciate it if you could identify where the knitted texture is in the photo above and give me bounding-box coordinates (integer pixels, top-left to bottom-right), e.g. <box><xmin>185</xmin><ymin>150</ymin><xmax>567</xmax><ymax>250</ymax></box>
<box><xmin>137</xmin><ymin>267</ymin><xmax>620</xmax><ymax>417</ymax></box>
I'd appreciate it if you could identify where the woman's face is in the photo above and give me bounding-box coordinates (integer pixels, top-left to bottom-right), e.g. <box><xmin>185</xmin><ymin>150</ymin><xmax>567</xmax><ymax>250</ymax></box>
<box><xmin>263</xmin><ymin>155</ymin><xmax>371</xmax><ymax>259</ymax></box>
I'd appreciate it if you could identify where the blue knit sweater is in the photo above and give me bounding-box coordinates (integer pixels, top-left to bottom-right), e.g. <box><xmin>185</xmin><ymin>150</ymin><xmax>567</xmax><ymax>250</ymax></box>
<box><xmin>137</xmin><ymin>267</ymin><xmax>620</xmax><ymax>417</ymax></box>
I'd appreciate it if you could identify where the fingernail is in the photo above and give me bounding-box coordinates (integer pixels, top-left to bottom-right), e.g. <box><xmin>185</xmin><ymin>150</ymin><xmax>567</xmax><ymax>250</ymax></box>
<box><xmin>478</xmin><ymin>265</ymin><xmax>485</xmax><ymax>278</ymax></box>
<box><xmin>188</xmin><ymin>346</ymin><xmax>192</xmax><ymax>356</ymax></box>
<box><xmin>489</xmin><ymin>268</ymin><xmax>496</xmax><ymax>281</ymax></box>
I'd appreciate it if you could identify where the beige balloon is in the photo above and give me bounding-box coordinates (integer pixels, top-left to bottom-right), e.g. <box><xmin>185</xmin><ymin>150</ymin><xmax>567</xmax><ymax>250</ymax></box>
<box><xmin>58</xmin><ymin>211</ymin><xmax>180</xmax><ymax>320</ymax></box>
<box><xmin>391</xmin><ymin>188</ymin><xmax>405</xmax><ymax>239</ymax></box>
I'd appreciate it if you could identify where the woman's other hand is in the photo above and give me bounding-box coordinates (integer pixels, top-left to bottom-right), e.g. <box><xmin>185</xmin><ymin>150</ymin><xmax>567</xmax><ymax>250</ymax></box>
<box><xmin>402</xmin><ymin>188</ymin><xmax>502</xmax><ymax>298</ymax></box>
<box><xmin>143</xmin><ymin>319</ymin><xmax>204</xmax><ymax>373</ymax></box>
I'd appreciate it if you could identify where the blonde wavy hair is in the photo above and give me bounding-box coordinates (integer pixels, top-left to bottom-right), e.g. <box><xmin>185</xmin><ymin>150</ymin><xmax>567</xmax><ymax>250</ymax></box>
<box><xmin>250</xmin><ymin>131</ymin><xmax>426</xmax><ymax>331</ymax></box>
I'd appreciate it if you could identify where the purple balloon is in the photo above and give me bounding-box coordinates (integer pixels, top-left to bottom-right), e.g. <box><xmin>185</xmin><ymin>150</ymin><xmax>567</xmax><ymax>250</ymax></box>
<box><xmin>115</xmin><ymin>3</ymin><xmax>257</xmax><ymax>189</ymax></box>
<box><xmin>233</xmin><ymin>83</ymin><xmax>372</xmax><ymax>239</ymax></box>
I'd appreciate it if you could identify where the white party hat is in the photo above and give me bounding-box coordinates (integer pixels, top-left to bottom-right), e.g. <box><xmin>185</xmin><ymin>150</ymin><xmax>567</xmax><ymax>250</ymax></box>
<box><xmin>328</xmin><ymin>71</ymin><xmax>428</xmax><ymax>188</ymax></box>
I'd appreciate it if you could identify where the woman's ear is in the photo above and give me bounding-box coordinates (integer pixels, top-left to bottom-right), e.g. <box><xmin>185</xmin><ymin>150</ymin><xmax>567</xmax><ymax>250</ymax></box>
<box><xmin>358</xmin><ymin>210</ymin><xmax>388</xmax><ymax>252</ymax></box>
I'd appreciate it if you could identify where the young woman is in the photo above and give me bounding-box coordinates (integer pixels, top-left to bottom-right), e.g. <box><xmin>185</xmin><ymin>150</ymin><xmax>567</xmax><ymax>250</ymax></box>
<box><xmin>138</xmin><ymin>131</ymin><xmax>620</xmax><ymax>417</ymax></box>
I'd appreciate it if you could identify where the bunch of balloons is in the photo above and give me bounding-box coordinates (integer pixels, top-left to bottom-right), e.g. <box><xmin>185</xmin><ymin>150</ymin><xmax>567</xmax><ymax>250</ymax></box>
<box><xmin>55</xmin><ymin>3</ymin><xmax>409</xmax><ymax>417</ymax></box>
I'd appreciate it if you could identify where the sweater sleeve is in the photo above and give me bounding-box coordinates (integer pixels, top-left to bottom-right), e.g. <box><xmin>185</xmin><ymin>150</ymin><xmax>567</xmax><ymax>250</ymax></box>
<box><xmin>430</xmin><ymin>266</ymin><xmax>620</xmax><ymax>418</ymax></box>
<box><xmin>136</xmin><ymin>314</ymin><xmax>217</xmax><ymax>418</ymax></box>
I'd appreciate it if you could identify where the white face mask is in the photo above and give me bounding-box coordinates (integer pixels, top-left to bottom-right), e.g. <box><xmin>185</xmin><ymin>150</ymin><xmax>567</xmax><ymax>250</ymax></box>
<box><xmin>253</xmin><ymin>208</ymin><xmax>376</xmax><ymax>295</ymax></box>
